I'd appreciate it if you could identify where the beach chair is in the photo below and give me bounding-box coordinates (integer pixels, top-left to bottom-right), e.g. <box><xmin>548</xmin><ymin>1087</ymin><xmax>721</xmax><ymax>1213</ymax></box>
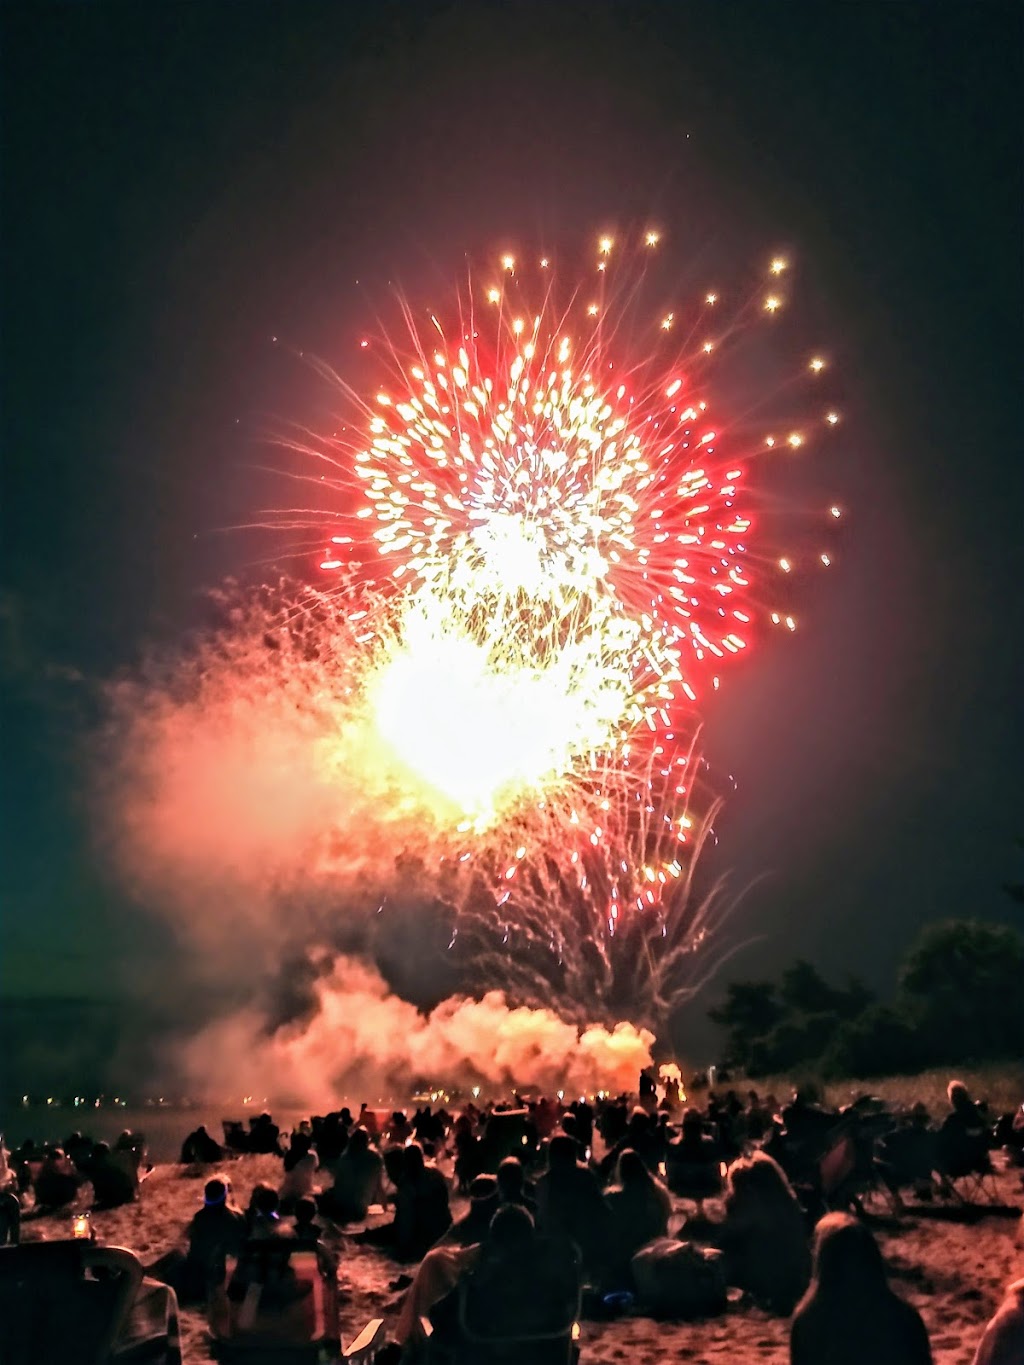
<box><xmin>211</xmin><ymin>1237</ymin><xmax>339</xmax><ymax>1363</ymax></box>
<box><xmin>936</xmin><ymin>1141</ymin><xmax>1003</xmax><ymax>1207</ymax></box>
<box><xmin>430</xmin><ymin>1236</ymin><xmax>582</xmax><ymax>1364</ymax></box>
<box><xmin>0</xmin><ymin>1239</ymin><xmax>143</xmax><ymax>1365</ymax></box>
<box><xmin>933</xmin><ymin>1119</ymin><xmax>1004</xmax><ymax>1206</ymax></box>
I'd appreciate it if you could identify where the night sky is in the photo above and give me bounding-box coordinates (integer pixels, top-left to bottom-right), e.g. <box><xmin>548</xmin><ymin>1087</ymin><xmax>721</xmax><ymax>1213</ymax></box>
<box><xmin>2</xmin><ymin>1</ymin><xmax>1021</xmax><ymax>1087</ymax></box>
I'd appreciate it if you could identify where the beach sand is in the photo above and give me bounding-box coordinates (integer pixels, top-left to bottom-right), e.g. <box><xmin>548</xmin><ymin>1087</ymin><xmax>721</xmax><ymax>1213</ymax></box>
<box><xmin>20</xmin><ymin>1152</ymin><xmax>1023</xmax><ymax>1363</ymax></box>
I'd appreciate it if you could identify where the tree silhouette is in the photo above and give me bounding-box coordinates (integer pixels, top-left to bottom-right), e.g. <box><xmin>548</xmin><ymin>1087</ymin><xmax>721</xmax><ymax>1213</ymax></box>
<box><xmin>899</xmin><ymin>919</ymin><xmax>1024</xmax><ymax>1062</ymax></box>
<box><xmin>707</xmin><ymin>979</ymin><xmax>781</xmax><ymax>1070</ymax></box>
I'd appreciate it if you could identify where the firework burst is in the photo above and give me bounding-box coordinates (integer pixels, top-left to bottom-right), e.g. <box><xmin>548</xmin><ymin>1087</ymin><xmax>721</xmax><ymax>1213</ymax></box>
<box><xmin>223</xmin><ymin>231</ymin><xmax>841</xmax><ymax>1025</ymax></box>
<box><xmin>277</xmin><ymin>242</ymin><xmax>835</xmax><ymax>821</ymax></box>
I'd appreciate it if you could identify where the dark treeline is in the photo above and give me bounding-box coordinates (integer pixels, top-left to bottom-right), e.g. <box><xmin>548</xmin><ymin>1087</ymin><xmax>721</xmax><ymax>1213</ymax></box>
<box><xmin>708</xmin><ymin>919</ymin><xmax>1024</xmax><ymax>1079</ymax></box>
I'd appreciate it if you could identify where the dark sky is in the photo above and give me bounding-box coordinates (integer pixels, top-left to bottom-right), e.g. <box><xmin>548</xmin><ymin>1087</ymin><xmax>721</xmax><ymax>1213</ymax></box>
<box><xmin>2</xmin><ymin>1</ymin><xmax>1021</xmax><ymax>1079</ymax></box>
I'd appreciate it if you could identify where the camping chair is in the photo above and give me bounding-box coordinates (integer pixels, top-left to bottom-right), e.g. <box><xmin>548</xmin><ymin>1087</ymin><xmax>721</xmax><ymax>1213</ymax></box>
<box><xmin>431</xmin><ymin>1236</ymin><xmax>582</xmax><ymax>1364</ymax></box>
<box><xmin>819</xmin><ymin>1116</ymin><xmax>891</xmax><ymax>1214</ymax></box>
<box><xmin>0</xmin><ymin>1239</ymin><xmax>143</xmax><ymax>1365</ymax></box>
<box><xmin>876</xmin><ymin>1120</ymin><xmax>941</xmax><ymax>1210</ymax></box>
<box><xmin>211</xmin><ymin>1237</ymin><xmax>339</xmax><ymax>1363</ymax></box>
<box><xmin>935</xmin><ymin>1129</ymin><xmax>1003</xmax><ymax>1207</ymax></box>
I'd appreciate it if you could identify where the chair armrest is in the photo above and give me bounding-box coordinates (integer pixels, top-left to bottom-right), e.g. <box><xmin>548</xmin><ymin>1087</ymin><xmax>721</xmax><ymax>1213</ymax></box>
<box><xmin>344</xmin><ymin>1316</ymin><xmax>386</xmax><ymax>1360</ymax></box>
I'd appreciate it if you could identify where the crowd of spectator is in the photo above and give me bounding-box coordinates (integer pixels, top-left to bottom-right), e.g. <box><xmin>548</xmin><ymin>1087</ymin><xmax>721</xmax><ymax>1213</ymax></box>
<box><xmin>2</xmin><ymin>1072</ymin><xmax>1022</xmax><ymax>1362</ymax></box>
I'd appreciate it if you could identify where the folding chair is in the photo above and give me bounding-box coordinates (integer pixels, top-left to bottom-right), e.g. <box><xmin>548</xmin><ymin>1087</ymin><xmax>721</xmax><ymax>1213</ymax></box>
<box><xmin>937</xmin><ymin>1142</ymin><xmax>1003</xmax><ymax>1206</ymax></box>
<box><xmin>447</xmin><ymin>1237</ymin><xmax>581</xmax><ymax>1364</ymax></box>
<box><xmin>0</xmin><ymin>1239</ymin><xmax>143</xmax><ymax>1365</ymax></box>
<box><xmin>929</xmin><ymin>1115</ymin><xmax>999</xmax><ymax>1200</ymax></box>
<box><xmin>211</xmin><ymin>1237</ymin><xmax>339</xmax><ymax>1363</ymax></box>
<box><xmin>820</xmin><ymin>1115</ymin><xmax>896</xmax><ymax>1215</ymax></box>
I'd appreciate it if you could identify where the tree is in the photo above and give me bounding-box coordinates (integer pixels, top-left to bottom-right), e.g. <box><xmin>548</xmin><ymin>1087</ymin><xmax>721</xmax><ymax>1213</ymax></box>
<box><xmin>899</xmin><ymin>919</ymin><xmax>1024</xmax><ymax>1064</ymax></box>
<box><xmin>749</xmin><ymin>1011</ymin><xmax>842</xmax><ymax>1075</ymax></box>
<box><xmin>822</xmin><ymin>1005</ymin><xmax>923</xmax><ymax>1078</ymax></box>
<box><xmin>778</xmin><ymin>959</ymin><xmax>874</xmax><ymax>1021</ymax></box>
<box><xmin>707</xmin><ymin>980</ymin><xmax>782</xmax><ymax>1071</ymax></box>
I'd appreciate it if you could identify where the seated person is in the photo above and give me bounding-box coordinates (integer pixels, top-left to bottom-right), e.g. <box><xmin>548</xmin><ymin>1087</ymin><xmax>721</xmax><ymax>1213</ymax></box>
<box><xmin>604</xmin><ymin>1149</ymin><xmax>672</xmax><ymax>1289</ymax></box>
<box><xmin>745</xmin><ymin>1091</ymin><xmax>772</xmax><ymax>1142</ymax></box>
<box><xmin>687</xmin><ymin>1150</ymin><xmax>810</xmax><ymax>1314</ymax></box>
<box><xmin>64</xmin><ymin>1132</ymin><xmax>94</xmax><ymax>1171</ymax></box>
<box><xmin>33</xmin><ymin>1147</ymin><xmax>81</xmax><ymax>1209</ymax></box>
<box><xmin>291</xmin><ymin>1196</ymin><xmax>337</xmax><ymax>1276</ymax></box>
<box><xmin>0</xmin><ymin>1190</ymin><xmax>19</xmax><ymax>1247</ymax></box>
<box><xmin>394</xmin><ymin>1142</ymin><xmax>452</xmax><ymax>1260</ymax></box>
<box><xmin>782</xmin><ymin>1086</ymin><xmax>840</xmax><ymax>1158</ymax></box>
<box><xmin>88</xmin><ymin>1141</ymin><xmax>137</xmax><ymax>1208</ymax></box>
<box><xmin>176</xmin><ymin>1176</ymin><xmax>247</xmax><ymax>1302</ymax></box>
<box><xmin>665</xmin><ymin>1108</ymin><xmax>723</xmax><ymax>1204</ymax></box>
<box><xmin>248</xmin><ymin>1113</ymin><xmax>282</xmax><ymax>1155</ymax></box>
<box><xmin>599</xmin><ymin>1101</ymin><xmax>630</xmax><ymax>1149</ymax></box>
<box><xmin>180</xmin><ymin>1125</ymin><xmax>224</xmax><ymax>1164</ymax></box>
<box><xmin>973</xmin><ymin>1272</ymin><xmax>1024</xmax><ymax>1365</ymax></box>
<box><xmin>601</xmin><ymin>1107</ymin><xmax>664</xmax><ymax>1179</ymax></box>
<box><xmin>992</xmin><ymin>1106</ymin><xmax>1024</xmax><ymax>1165</ymax></box>
<box><xmin>115</xmin><ymin>1128</ymin><xmax>145</xmax><ymax>1158</ymax></box>
<box><xmin>314</xmin><ymin>1112</ymin><xmax>347</xmax><ymax>1165</ymax></box>
<box><xmin>442</xmin><ymin>1175</ymin><xmax>500</xmax><ymax>1247</ymax></box>
<box><xmin>357</xmin><ymin>1103</ymin><xmax>379</xmax><ymax>1138</ymax></box>
<box><xmin>291</xmin><ymin>1196</ymin><xmax>323</xmax><ymax>1244</ymax></box>
<box><xmin>387</xmin><ymin>1112</ymin><xmax>413</xmax><ymax>1145</ymax></box>
<box><xmin>223</xmin><ymin>1120</ymin><xmax>250</xmax><ymax>1154</ymax></box>
<box><xmin>791</xmin><ymin>1212</ymin><xmax>932</xmax><ymax>1364</ymax></box>
<box><xmin>356</xmin><ymin>1143</ymin><xmax>451</xmax><ymax>1261</ymax></box>
<box><xmin>536</xmin><ymin>1135</ymin><xmax>610</xmax><ymax>1280</ymax></box>
<box><xmin>279</xmin><ymin>1151</ymin><xmax>319</xmax><ymax>1212</ymax></box>
<box><xmin>877</xmin><ymin>1103</ymin><xmax>938</xmax><ymax>1204</ymax></box>
<box><xmin>246</xmin><ymin>1183</ymin><xmax>283</xmax><ymax>1238</ymax></box>
<box><xmin>412</xmin><ymin>1106</ymin><xmax>437</xmax><ymax>1145</ymax></box>
<box><xmin>938</xmin><ymin>1080</ymin><xmax>991</xmax><ymax>1178</ymax></box>
<box><xmin>320</xmin><ymin>1126</ymin><xmax>384</xmax><ymax>1221</ymax></box>
<box><xmin>430</xmin><ymin>1205</ymin><xmax>577</xmax><ymax>1352</ymax></box>
<box><xmin>453</xmin><ymin>1115</ymin><xmax>482</xmax><ymax>1193</ymax></box>
<box><xmin>496</xmin><ymin>1156</ymin><xmax>536</xmax><ymax>1214</ymax></box>
<box><xmin>282</xmin><ymin>1131</ymin><xmax>312</xmax><ymax>1171</ymax></box>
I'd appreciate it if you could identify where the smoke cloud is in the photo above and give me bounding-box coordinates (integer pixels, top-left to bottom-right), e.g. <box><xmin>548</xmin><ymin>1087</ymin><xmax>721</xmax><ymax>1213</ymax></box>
<box><xmin>99</xmin><ymin>585</ymin><xmax>659</xmax><ymax>1097</ymax></box>
<box><xmin>179</xmin><ymin>954</ymin><xmax>653</xmax><ymax>1101</ymax></box>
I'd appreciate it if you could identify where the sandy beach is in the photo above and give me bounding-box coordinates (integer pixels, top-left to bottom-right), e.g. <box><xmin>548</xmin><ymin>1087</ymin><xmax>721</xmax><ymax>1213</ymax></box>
<box><xmin>18</xmin><ymin>1148</ymin><xmax>1023</xmax><ymax>1364</ymax></box>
